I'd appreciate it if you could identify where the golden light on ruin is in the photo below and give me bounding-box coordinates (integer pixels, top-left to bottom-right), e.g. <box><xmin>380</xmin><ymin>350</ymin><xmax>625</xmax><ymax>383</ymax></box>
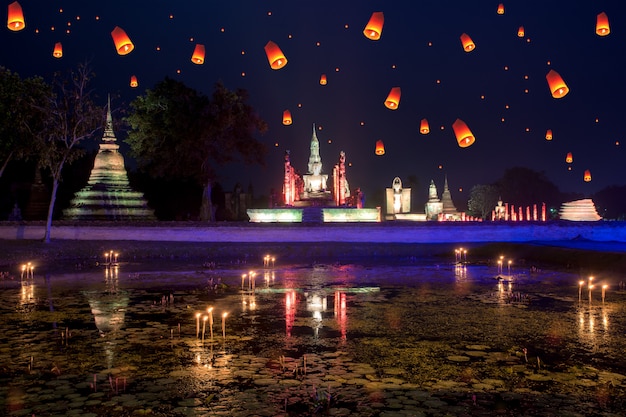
<box><xmin>111</xmin><ymin>26</ymin><xmax>134</xmax><ymax>55</ymax></box>
<box><xmin>460</xmin><ymin>33</ymin><xmax>475</xmax><ymax>52</ymax></box>
<box><xmin>546</xmin><ymin>70</ymin><xmax>569</xmax><ymax>98</ymax></box>
<box><xmin>130</xmin><ymin>75</ymin><xmax>138</xmax><ymax>88</ymax></box>
<box><xmin>497</xmin><ymin>3</ymin><xmax>505</xmax><ymax>14</ymax></box>
<box><xmin>584</xmin><ymin>169</ymin><xmax>592</xmax><ymax>182</ymax></box>
<box><xmin>363</xmin><ymin>12</ymin><xmax>384</xmax><ymax>40</ymax></box>
<box><xmin>375</xmin><ymin>139</ymin><xmax>385</xmax><ymax>155</ymax></box>
<box><xmin>319</xmin><ymin>74</ymin><xmax>327</xmax><ymax>85</ymax></box>
<box><xmin>518</xmin><ymin>26</ymin><xmax>525</xmax><ymax>37</ymax></box>
<box><xmin>7</xmin><ymin>1</ymin><xmax>25</xmax><ymax>31</ymax></box>
<box><xmin>191</xmin><ymin>44</ymin><xmax>205</xmax><ymax>64</ymax></box>
<box><xmin>565</xmin><ymin>152</ymin><xmax>573</xmax><ymax>163</ymax></box>
<box><xmin>264</xmin><ymin>40</ymin><xmax>287</xmax><ymax>69</ymax></box>
<box><xmin>384</xmin><ymin>87</ymin><xmax>401</xmax><ymax>110</ymax></box>
<box><xmin>545</xmin><ymin>129</ymin><xmax>553</xmax><ymax>140</ymax></box>
<box><xmin>52</xmin><ymin>42</ymin><xmax>62</xmax><ymax>58</ymax></box>
<box><xmin>420</xmin><ymin>118</ymin><xmax>430</xmax><ymax>135</ymax></box>
<box><xmin>596</xmin><ymin>12</ymin><xmax>610</xmax><ymax>36</ymax></box>
<box><xmin>452</xmin><ymin>118</ymin><xmax>475</xmax><ymax>148</ymax></box>
<box><xmin>282</xmin><ymin>110</ymin><xmax>292</xmax><ymax>125</ymax></box>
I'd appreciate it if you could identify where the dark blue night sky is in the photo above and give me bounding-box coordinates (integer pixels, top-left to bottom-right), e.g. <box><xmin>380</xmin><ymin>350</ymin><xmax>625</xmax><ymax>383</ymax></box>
<box><xmin>2</xmin><ymin>0</ymin><xmax>625</xmax><ymax>202</ymax></box>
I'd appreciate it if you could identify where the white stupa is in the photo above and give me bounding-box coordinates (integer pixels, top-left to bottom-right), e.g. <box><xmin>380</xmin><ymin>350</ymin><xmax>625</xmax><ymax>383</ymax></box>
<box><xmin>559</xmin><ymin>199</ymin><xmax>602</xmax><ymax>221</ymax></box>
<box><xmin>64</xmin><ymin>96</ymin><xmax>155</xmax><ymax>221</ymax></box>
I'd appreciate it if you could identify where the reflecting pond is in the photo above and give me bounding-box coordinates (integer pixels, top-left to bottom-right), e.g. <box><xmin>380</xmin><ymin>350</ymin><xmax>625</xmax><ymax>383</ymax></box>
<box><xmin>2</xmin><ymin>258</ymin><xmax>626</xmax><ymax>416</ymax></box>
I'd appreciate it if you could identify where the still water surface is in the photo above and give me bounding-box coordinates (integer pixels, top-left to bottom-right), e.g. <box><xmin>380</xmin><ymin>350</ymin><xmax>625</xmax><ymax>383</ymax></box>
<box><xmin>2</xmin><ymin>259</ymin><xmax>626</xmax><ymax>416</ymax></box>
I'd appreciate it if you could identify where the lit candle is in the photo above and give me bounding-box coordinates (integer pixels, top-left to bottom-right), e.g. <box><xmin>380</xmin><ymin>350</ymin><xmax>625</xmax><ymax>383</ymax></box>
<box><xmin>208</xmin><ymin>307</ymin><xmax>214</xmax><ymax>340</ymax></box>
<box><xmin>202</xmin><ymin>315</ymin><xmax>208</xmax><ymax>344</ymax></box>
<box><xmin>588</xmin><ymin>284</ymin><xmax>594</xmax><ymax>302</ymax></box>
<box><xmin>241</xmin><ymin>274</ymin><xmax>247</xmax><ymax>291</ymax></box>
<box><xmin>21</xmin><ymin>264</ymin><xmax>26</xmax><ymax>279</ymax></box>
<box><xmin>602</xmin><ymin>285</ymin><xmax>607</xmax><ymax>303</ymax></box>
<box><xmin>195</xmin><ymin>313</ymin><xmax>201</xmax><ymax>338</ymax></box>
<box><xmin>507</xmin><ymin>260</ymin><xmax>512</xmax><ymax>275</ymax></box>
<box><xmin>222</xmin><ymin>312</ymin><xmax>228</xmax><ymax>339</ymax></box>
<box><xmin>578</xmin><ymin>280</ymin><xmax>584</xmax><ymax>301</ymax></box>
<box><xmin>114</xmin><ymin>253</ymin><xmax>119</xmax><ymax>264</ymax></box>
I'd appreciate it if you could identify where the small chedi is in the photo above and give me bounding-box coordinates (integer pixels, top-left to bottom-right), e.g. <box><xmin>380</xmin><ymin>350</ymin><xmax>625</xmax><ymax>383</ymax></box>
<box><xmin>64</xmin><ymin>97</ymin><xmax>155</xmax><ymax>221</ymax></box>
<box><xmin>559</xmin><ymin>198</ymin><xmax>602</xmax><ymax>221</ymax></box>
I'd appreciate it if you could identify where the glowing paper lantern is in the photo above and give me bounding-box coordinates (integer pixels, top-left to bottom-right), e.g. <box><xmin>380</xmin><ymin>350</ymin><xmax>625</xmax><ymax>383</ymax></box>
<box><xmin>384</xmin><ymin>87</ymin><xmax>401</xmax><ymax>110</ymax></box>
<box><xmin>460</xmin><ymin>33</ymin><xmax>475</xmax><ymax>52</ymax></box>
<box><xmin>7</xmin><ymin>1</ymin><xmax>25</xmax><ymax>31</ymax></box>
<box><xmin>565</xmin><ymin>152</ymin><xmax>573</xmax><ymax>163</ymax></box>
<box><xmin>363</xmin><ymin>12</ymin><xmax>384</xmax><ymax>40</ymax></box>
<box><xmin>111</xmin><ymin>26</ymin><xmax>134</xmax><ymax>55</ymax></box>
<box><xmin>375</xmin><ymin>140</ymin><xmax>385</xmax><ymax>155</ymax></box>
<box><xmin>264</xmin><ymin>41</ymin><xmax>287</xmax><ymax>69</ymax></box>
<box><xmin>52</xmin><ymin>42</ymin><xmax>62</xmax><ymax>58</ymax></box>
<box><xmin>517</xmin><ymin>26</ymin><xmax>525</xmax><ymax>37</ymax></box>
<box><xmin>319</xmin><ymin>74</ymin><xmax>327</xmax><ymax>85</ymax></box>
<box><xmin>545</xmin><ymin>129</ymin><xmax>553</xmax><ymax>140</ymax></box>
<box><xmin>497</xmin><ymin>3</ymin><xmax>505</xmax><ymax>14</ymax></box>
<box><xmin>282</xmin><ymin>110</ymin><xmax>292</xmax><ymax>125</ymax></box>
<box><xmin>583</xmin><ymin>169</ymin><xmax>592</xmax><ymax>182</ymax></box>
<box><xmin>546</xmin><ymin>69</ymin><xmax>569</xmax><ymax>98</ymax></box>
<box><xmin>130</xmin><ymin>75</ymin><xmax>138</xmax><ymax>88</ymax></box>
<box><xmin>596</xmin><ymin>12</ymin><xmax>610</xmax><ymax>36</ymax></box>
<box><xmin>452</xmin><ymin>118</ymin><xmax>475</xmax><ymax>148</ymax></box>
<box><xmin>420</xmin><ymin>118</ymin><xmax>430</xmax><ymax>134</ymax></box>
<box><xmin>191</xmin><ymin>44</ymin><xmax>205</xmax><ymax>64</ymax></box>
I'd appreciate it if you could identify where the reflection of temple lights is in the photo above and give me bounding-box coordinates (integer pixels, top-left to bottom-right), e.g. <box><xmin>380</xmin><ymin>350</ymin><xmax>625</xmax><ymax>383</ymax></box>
<box><xmin>334</xmin><ymin>291</ymin><xmax>347</xmax><ymax>340</ymax></box>
<box><xmin>285</xmin><ymin>290</ymin><xmax>296</xmax><ymax>337</ymax></box>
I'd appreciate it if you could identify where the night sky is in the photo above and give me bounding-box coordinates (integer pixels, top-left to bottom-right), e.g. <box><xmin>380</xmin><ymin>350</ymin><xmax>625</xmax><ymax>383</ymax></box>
<box><xmin>2</xmin><ymin>1</ymin><xmax>625</xmax><ymax>205</ymax></box>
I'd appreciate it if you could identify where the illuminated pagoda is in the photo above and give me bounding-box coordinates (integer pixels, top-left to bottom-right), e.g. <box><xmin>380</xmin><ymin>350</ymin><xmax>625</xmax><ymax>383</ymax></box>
<box><xmin>64</xmin><ymin>96</ymin><xmax>155</xmax><ymax>221</ymax></box>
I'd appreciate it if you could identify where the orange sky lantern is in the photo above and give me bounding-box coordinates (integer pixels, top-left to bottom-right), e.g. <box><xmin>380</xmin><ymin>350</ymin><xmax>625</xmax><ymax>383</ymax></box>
<box><xmin>375</xmin><ymin>140</ymin><xmax>385</xmax><ymax>155</ymax></box>
<box><xmin>497</xmin><ymin>3</ymin><xmax>504</xmax><ymax>14</ymax></box>
<box><xmin>460</xmin><ymin>33</ymin><xmax>475</xmax><ymax>52</ymax></box>
<box><xmin>517</xmin><ymin>26</ymin><xmax>525</xmax><ymax>37</ymax></box>
<box><xmin>545</xmin><ymin>129</ymin><xmax>553</xmax><ymax>140</ymax></box>
<box><xmin>111</xmin><ymin>26</ymin><xmax>134</xmax><ymax>55</ymax></box>
<box><xmin>565</xmin><ymin>152</ymin><xmax>573</xmax><ymax>163</ymax></box>
<box><xmin>363</xmin><ymin>12</ymin><xmax>384</xmax><ymax>40</ymax></box>
<box><xmin>596</xmin><ymin>12</ymin><xmax>610</xmax><ymax>36</ymax></box>
<box><xmin>319</xmin><ymin>74</ymin><xmax>327</xmax><ymax>85</ymax></box>
<box><xmin>584</xmin><ymin>169</ymin><xmax>592</xmax><ymax>182</ymax></box>
<box><xmin>546</xmin><ymin>69</ymin><xmax>569</xmax><ymax>98</ymax></box>
<box><xmin>52</xmin><ymin>42</ymin><xmax>62</xmax><ymax>58</ymax></box>
<box><xmin>191</xmin><ymin>44</ymin><xmax>205</xmax><ymax>64</ymax></box>
<box><xmin>7</xmin><ymin>1</ymin><xmax>25</xmax><ymax>31</ymax></box>
<box><xmin>264</xmin><ymin>41</ymin><xmax>287</xmax><ymax>69</ymax></box>
<box><xmin>282</xmin><ymin>110</ymin><xmax>292</xmax><ymax>125</ymax></box>
<box><xmin>384</xmin><ymin>87</ymin><xmax>401</xmax><ymax>110</ymax></box>
<box><xmin>420</xmin><ymin>118</ymin><xmax>430</xmax><ymax>134</ymax></box>
<box><xmin>452</xmin><ymin>119</ymin><xmax>475</xmax><ymax>148</ymax></box>
<box><xmin>130</xmin><ymin>75</ymin><xmax>138</xmax><ymax>88</ymax></box>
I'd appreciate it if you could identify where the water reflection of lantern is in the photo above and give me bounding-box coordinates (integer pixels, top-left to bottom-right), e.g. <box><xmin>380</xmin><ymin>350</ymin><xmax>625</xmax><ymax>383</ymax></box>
<box><xmin>375</xmin><ymin>140</ymin><xmax>385</xmax><ymax>155</ymax></box>
<box><xmin>130</xmin><ymin>75</ymin><xmax>138</xmax><ymax>88</ymax></box>
<box><xmin>191</xmin><ymin>44</ymin><xmax>205</xmax><ymax>64</ymax></box>
<box><xmin>319</xmin><ymin>74</ymin><xmax>327</xmax><ymax>85</ymax></box>
<box><xmin>384</xmin><ymin>87</ymin><xmax>401</xmax><ymax>110</ymax></box>
<box><xmin>7</xmin><ymin>1</ymin><xmax>25</xmax><ymax>31</ymax></box>
<box><xmin>497</xmin><ymin>3</ymin><xmax>504</xmax><ymax>14</ymax></box>
<box><xmin>52</xmin><ymin>42</ymin><xmax>62</xmax><ymax>58</ymax></box>
<box><xmin>460</xmin><ymin>33</ymin><xmax>475</xmax><ymax>52</ymax></box>
<box><xmin>264</xmin><ymin>40</ymin><xmax>287</xmax><ymax>69</ymax></box>
<box><xmin>517</xmin><ymin>26</ymin><xmax>525</xmax><ymax>37</ymax></box>
<box><xmin>420</xmin><ymin>118</ymin><xmax>430</xmax><ymax>134</ymax></box>
<box><xmin>282</xmin><ymin>110</ymin><xmax>292</xmax><ymax>125</ymax></box>
<box><xmin>452</xmin><ymin>119</ymin><xmax>475</xmax><ymax>148</ymax></box>
<box><xmin>596</xmin><ymin>12</ymin><xmax>610</xmax><ymax>36</ymax></box>
<box><xmin>545</xmin><ymin>129</ymin><xmax>553</xmax><ymax>140</ymax></box>
<box><xmin>111</xmin><ymin>26</ymin><xmax>134</xmax><ymax>55</ymax></box>
<box><xmin>546</xmin><ymin>69</ymin><xmax>569</xmax><ymax>98</ymax></box>
<box><xmin>565</xmin><ymin>152</ymin><xmax>573</xmax><ymax>163</ymax></box>
<box><xmin>363</xmin><ymin>12</ymin><xmax>384</xmax><ymax>40</ymax></box>
<box><xmin>584</xmin><ymin>169</ymin><xmax>592</xmax><ymax>182</ymax></box>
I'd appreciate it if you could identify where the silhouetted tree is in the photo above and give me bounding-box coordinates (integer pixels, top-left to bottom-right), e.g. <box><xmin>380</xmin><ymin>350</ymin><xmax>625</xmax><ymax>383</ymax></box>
<box><xmin>125</xmin><ymin>78</ymin><xmax>267</xmax><ymax>221</ymax></box>
<box><xmin>496</xmin><ymin>167</ymin><xmax>562</xmax><ymax>208</ymax></box>
<box><xmin>467</xmin><ymin>184</ymin><xmax>500</xmax><ymax>219</ymax></box>
<box><xmin>594</xmin><ymin>185</ymin><xmax>626</xmax><ymax>220</ymax></box>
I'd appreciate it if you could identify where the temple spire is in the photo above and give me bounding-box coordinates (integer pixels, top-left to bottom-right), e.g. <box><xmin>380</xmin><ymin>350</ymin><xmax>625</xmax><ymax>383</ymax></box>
<box><xmin>103</xmin><ymin>94</ymin><xmax>116</xmax><ymax>143</ymax></box>
<box><xmin>444</xmin><ymin>174</ymin><xmax>449</xmax><ymax>192</ymax></box>
<box><xmin>308</xmin><ymin>123</ymin><xmax>322</xmax><ymax>174</ymax></box>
